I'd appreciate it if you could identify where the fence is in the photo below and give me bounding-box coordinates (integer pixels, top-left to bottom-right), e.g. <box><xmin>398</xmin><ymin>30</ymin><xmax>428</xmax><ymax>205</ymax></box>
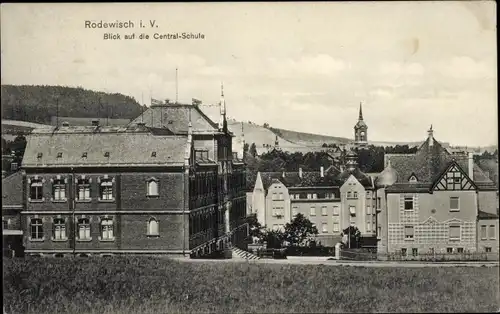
<box><xmin>384</xmin><ymin>252</ymin><xmax>499</xmax><ymax>262</ymax></box>
<box><xmin>255</xmin><ymin>248</ymin><xmax>287</xmax><ymax>259</ymax></box>
<box><xmin>338</xmin><ymin>249</ymin><xmax>499</xmax><ymax>262</ymax></box>
<box><xmin>286</xmin><ymin>246</ymin><xmax>335</xmax><ymax>257</ymax></box>
<box><xmin>340</xmin><ymin>248</ymin><xmax>378</xmax><ymax>261</ymax></box>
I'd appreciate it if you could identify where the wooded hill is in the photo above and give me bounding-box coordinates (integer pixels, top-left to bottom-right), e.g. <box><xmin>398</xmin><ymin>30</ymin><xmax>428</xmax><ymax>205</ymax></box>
<box><xmin>1</xmin><ymin>85</ymin><xmax>144</xmax><ymax>125</ymax></box>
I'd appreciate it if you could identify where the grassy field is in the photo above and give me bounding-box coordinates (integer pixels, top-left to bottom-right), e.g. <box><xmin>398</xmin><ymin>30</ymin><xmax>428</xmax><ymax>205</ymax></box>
<box><xmin>3</xmin><ymin>257</ymin><xmax>499</xmax><ymax>314</ymax></box>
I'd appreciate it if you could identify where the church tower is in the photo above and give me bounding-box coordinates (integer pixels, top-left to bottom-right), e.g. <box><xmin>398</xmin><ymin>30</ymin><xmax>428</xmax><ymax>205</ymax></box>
<box><xmin>354</xmin><ymin>102</ymin><xmax>368</xmax><ymax>148</ymax></box>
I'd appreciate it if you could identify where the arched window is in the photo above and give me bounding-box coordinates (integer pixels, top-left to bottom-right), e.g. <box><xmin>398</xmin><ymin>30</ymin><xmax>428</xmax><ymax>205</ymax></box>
<box><xmin>147</xmin><ymin>179</ymin><xmax>159</xmax><ymax>196</ymax></box>
<box><xmin>53</xmin><ymin>218</ymin><xmax>66</xmax><ymax>240</ymax></box>
<box><xmin>101</xmin><ymin>218</ymin><xmax>114</xmax><ymax>240</ymax></box>
<box><xmin>147</xmin><ymin>218</ymin><xmax>159</xmax><ymax>236</ymax></box>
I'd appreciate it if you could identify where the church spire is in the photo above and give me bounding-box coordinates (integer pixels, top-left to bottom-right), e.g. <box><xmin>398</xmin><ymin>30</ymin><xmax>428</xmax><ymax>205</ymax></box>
<box><xmin>219</xmin><ymin>82</ymin><xmax>227</xmax><ymax>132</ymax></box>
<box><xmin>359</xmin><ymin>102</ymin><xmax>364</xmax><ymax>121</ymax></box>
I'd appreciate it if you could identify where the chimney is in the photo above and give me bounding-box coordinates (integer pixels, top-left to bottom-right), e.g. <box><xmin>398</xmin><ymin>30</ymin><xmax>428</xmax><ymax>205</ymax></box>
<box><xmin>91</xmin><ymin>119</ymin><xmax>99</xmax><ymax>126</ymax></box>
<box><xmin>320</xmin><ymin>166</ymin><xmax>324</xmax><ymax>177</ymax></box>
<box><xmin>299</xmin><ymin>167</ymin><xmax>303</xmax><ymax>178</ymax></box>
<box><xmin>62</xmin><ymin>121</ymin><xmax>69</xmax><ymax>127</ymax></box>
<box><xmin>468</xmin><ymin>152</ymin><xmax>474</xmax><ymax>180</ymax></box>
<box><xmin>427</xmin><ymin>125</ymin><xmax>434</xmax><ymax>147</ymax></box>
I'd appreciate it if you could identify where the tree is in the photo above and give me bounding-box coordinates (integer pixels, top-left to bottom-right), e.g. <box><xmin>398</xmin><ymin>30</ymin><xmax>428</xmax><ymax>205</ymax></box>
<box><xmin>341</xmin><ymin>226</ymin><xmax>361</xmax><ymax>249</ymax></box>
<box><xmin>263</xmin><ymin>123</ymin><xmax>269</xmax><ymax>128</ymax></box>
<box><xmin>243</xmin><ymin>143</ymin><xmax>249</xmax><ymax>159</ymax></box>
<box><xmin>263</xmin><ymin>230</ymin><xmax>285</xmax><ymax>249</ymax></box>
<box><xmin>247</xmin><ymin>214</ymin><xmax>265</xmax><ymax>243</ymax></box>
<box><xmin>249</xmin><ymin>143</ymin><xmax>257</xmax><ymax>157</ymax></box>
<box><xmin>283</xmin><ymin>213</ymin><xmax>318</xmax><ymax>247</ymax></box>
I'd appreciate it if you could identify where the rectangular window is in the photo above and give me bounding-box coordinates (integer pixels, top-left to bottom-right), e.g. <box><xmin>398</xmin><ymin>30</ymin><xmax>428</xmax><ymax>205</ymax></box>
<box><xmin>347</xmin><ymin>191</ymin><xmax>352</xmax><ymax>198</ymax></box>
<box><xmin>333</xmin><ymin>205</ymin><xmax>339</xmax><ymax>216</ymax></box>
<box><xmin>279</xmin><ymin>193</ymin><xmax>284</xmax><ymax>200</ymax></box>
<box><xmin>30</xmin><ymin>179</ymin><xmax>43</xmax><ymax>200</ymax></box>
<box><xmin>333</xmin><ymin>222</ymin><xmax>339</xmax><ymax>232</ymax></box>
<box><xmin>322</xmin><ymin>223</ymin><xmax>328</xmax><ymax>233</ymax></box>
<box><xmin>321</xmin><ymin>206</ymin><xmax>327</xmax><ymax>216</ymax></box>
<box><xmin>52</xmin><ymin>179</ymin><xmax>66</xmax><ymax>201</ymax></box>
<box><xmin>100</xmin><ymin>179</ymin><xmax>113</xmax><ymax>200</ymax></box>
<box><xmin>367</xmin><ymin>205</ymin><xmax>371</xmax><ymax>215</ymax></box>
<box><xmin>3</xmin><ymin>220</ymin><xmax>8</xmax><ymax>230</ymax></box>
<box><xmin>488</xmin><ymin>225</ymin><xmax>496</xmax><ymax>239</ymax></box>
<box><xmin>377</xmin><ymin>197</ymin><xmax>381</xmax><ymax>209</ymax></box>
<box><xmin>481</xmin><ymin>225</ymin><xmax>487</xmax><ymax>239</ymax></box>
<box><xmin>449</xmin><ymin>225</ymin><xmax>461</xmax><ymax>241</ymax></box>
<box><xmin>457</xmin><ymin>247</ymin><xmax>464</xmax><ymax>253</ymax></box>
<box><xmin>353</xmin><ymin>192</ymin><xmax>358</xmax><ymax>199</ymax></box>
<box><xmin>310</xmin><ymin>206</ymin><xmax>316</xmax><ymax>216</ymax></box>
<box><xmin>366</xmin><ymin>222</ymin><xmax>371</xmax><ymax>232</ymax></box>
<box><xmin>272</xmin><ymin>207</ymin><xmax>277</xmax><ymax>216</ymax></box>
<box><xmin>366</xmin><ymin>191</ymin><xmax>371</xmax><ymax>199</ymax></box>
<box><xmin>292</xmin><ymin>206</ymin><xmax>298</xmax><ymax>217</ymax></box>
<box><xmin>272</xmin><ymin>193</ymin><xmax>277</xmax><ymax>200</ymax></box>
<box><xmin>30</xmin><ymin>218</ymin><xmax>43</xmax><ymax>240</ymax></box>
<box><xmin>485</xmin><ymin>247</ymin><xmax>492</xmax><ymax>253</ymax></box>
<box><xmin>446</xmin><ymin>247</ymin><xmax>453</xmax><ymax>253</ymax></box>
<box><xmin>404</xmin><ymin>196</ymin><xmax>413</xmax><ymax>210</ymax></box>
<box><xmin>77</xmin><ymin>178</ymin><xmax>91</xmax><ymax>200</ymax></box>
<box><xmin>349</xmin><ymin>205</ymin><xmax>356</xmax><ymax>216</ymax></box>
<box><xmin>401</xmin><ymin>248</ymin><xmax>407</xmax><ymax>256</ymax></box>
<box><xmin>53</xmin><ymin>218</ymin><xmax>66</xmax><ymax>240</ymax></box>
<box><xmin>101</xmin><ymin>219</ymin><xmax>114</xmax><ymax>240</ymax></box>
<box><xmin>449</xmin><ymin>197</ymin><xmax>460</xmax><ymax>211</ymax></box>
<box><xmin>377</xmin><ymin>225</ymin><xmax>381</xmax><ymax>236</ymax></box>
<box><xmin>412</xmin><ymin>248</ymin><xmax>418</xmax><ymax>256</ymax></box>
<box><xmin>404</xmin><ymin>226</ymin><xmax>414</xmax><ymax>239</ymax></box>
<box><xmin>78</xmin><ymin>218</ymin><xmax>91</xmax><ymax>240</ymax></box>
<box><xmin>312</xmin><ymin>194</ymin><xmax>317</xmax><ymax>200</ymax></box>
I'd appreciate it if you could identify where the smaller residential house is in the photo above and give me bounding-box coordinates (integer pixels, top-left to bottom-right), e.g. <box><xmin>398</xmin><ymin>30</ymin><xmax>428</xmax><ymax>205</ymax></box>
<box><xmin>376</xmin><ymin>126</ymin><xmax>499</xmax><ymax>258</ymax></box>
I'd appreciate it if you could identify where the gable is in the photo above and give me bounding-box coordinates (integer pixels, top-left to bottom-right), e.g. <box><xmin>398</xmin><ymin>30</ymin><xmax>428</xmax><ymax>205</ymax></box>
<box><xmin>432</xmin><ymin>162</ymin><xmax>477</xmax><ymax>192</ymax></box>
<box><xmin>340</xmin><ymin>175</ymin><xmax>363</xmax><ymax>191</ymax></box>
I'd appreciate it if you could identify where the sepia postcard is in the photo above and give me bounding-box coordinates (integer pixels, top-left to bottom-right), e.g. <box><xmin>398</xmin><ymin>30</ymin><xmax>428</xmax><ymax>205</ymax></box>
<box><xmin>1</xmin><ymin>2</ymin><xmax>498</xmax><ymax>314</ymax></box>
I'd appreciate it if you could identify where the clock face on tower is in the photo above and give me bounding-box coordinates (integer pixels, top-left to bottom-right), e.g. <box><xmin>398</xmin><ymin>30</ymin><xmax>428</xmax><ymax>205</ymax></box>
<box><xmin>360</xmin><ymin>131</ymin><xmax>365</xmax><ymax>137</ymax></box>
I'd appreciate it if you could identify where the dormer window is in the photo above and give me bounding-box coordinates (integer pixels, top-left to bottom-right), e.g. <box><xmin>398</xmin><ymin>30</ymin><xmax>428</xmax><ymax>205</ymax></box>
<box><xmin>151</xmin><ymin>152</ymin><xmax>156</xmax><ymax>157</ymax></box>
<box><xmin>104</xmin><ymin>152</ymin><xmax>110</xmax><ymax>158</ymax></box>
<box><xmin>82</xmin><ymin>152</ymin><xmax>87</xmax><ymax>158</ymax></box>
<box><xmin>57</xmin><ymin>152</ymin><xmax>63</xmax><ymax>158</ymax></box>
<box><xmin>409</xmin><ymin>174</ymin><xmax>418</xmax><ymax>183</ymax></box>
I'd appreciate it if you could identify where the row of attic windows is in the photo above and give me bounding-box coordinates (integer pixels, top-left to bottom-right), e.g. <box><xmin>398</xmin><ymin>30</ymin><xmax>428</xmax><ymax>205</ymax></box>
<box><xmin>37</xmin><ymin>152</ymin><xmax>158</xmax><ymax>159</ymax></box>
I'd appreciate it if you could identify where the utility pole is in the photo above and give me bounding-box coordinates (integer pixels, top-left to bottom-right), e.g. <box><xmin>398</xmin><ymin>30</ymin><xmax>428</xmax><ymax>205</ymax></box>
<box><xmin>175</xmin><ymin>67</ymin><xmax>178</xmax><ymax>103</ymax></box>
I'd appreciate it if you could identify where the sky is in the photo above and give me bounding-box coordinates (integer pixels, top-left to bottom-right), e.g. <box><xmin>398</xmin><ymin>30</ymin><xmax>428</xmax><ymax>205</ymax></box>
<box><xmin>1</xmin><ymin>2</ymin><xmax>497</xmax><ymax>147</ymax></box>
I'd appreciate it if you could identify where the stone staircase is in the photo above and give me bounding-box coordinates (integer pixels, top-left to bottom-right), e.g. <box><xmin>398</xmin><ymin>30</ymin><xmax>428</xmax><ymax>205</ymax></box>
<box><xmin>232</xmin><ymin>247</ymin><xmax>261</xmax><ymax>260</ymax></box>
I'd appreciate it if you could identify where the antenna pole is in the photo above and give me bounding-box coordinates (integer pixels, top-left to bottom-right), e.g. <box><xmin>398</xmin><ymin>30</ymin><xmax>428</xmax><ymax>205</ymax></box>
<box><xmin>176</xmin><ymin>67</ymin><xmax>178</xmax><ymax>103</ymax></box>
<box><xmin>56</xmin><ymin>98</ymin><xmax>59</xmax><ymax>127</ymax></box>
